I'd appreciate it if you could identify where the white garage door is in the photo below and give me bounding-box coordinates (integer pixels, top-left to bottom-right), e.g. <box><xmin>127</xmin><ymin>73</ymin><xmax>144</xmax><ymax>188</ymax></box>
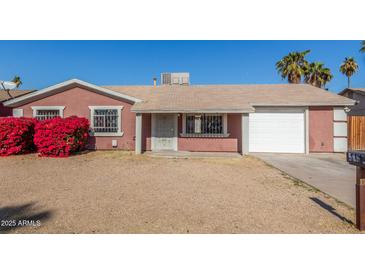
<box><xmin>249</xmin><ymin>108</ymin><xmax>305</xmax><ymax>153</ymax></box>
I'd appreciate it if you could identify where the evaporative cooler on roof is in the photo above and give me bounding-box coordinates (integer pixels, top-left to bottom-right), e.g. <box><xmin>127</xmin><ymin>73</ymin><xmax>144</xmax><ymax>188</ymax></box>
<box><xmin>161</xmin><ymin>72</ymin><xmax>190</xmax><ymax>85</ymax></box>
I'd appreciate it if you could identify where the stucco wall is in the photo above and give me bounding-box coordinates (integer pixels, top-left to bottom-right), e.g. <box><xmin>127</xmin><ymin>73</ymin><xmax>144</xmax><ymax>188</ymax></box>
<box><xmin>14</xmin><ymin>86</ymin><xmax>136</xmax><ymax>150</ymax></box>
<box><xmin>178</xmin><ymin>137</ymin><xmax>238</xmax><ymax>152</ymax></box>
<box><xmin>309</xmin><ymin>106</ymin><xmax>333</xmax><ymax>152</ymax></box>
<box><xmin>227</xmin><ymin>113</ymin><xmax>242</xmax><ymax>153</ymax></box>
<box><xmin>142</xmin><ymin>113</ymin><xmax>152</xmax><ymax>151</ymax></box>
<box><xmin>177</xmin><ymin>113</ymin><xmax>241</xmax><ymax>152</ymax></box>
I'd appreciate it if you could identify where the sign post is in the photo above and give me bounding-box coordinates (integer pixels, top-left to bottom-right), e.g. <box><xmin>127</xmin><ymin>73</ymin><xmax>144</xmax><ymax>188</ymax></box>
<box><xmin>356</xmin><ymin>166</ymin><xmax>365</xmax><ymax>230</ymax></box>
<box><xmin>347</xmin><ymin>151</ymin><xmax>365</xmax><ymax>231</ymax></box>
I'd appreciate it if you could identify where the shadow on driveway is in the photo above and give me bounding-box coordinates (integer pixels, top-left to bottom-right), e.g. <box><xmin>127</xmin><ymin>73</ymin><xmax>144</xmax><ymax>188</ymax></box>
<box><xmin>0</xmin><ymin>202</ymin><xmax>53</xmax><ymax>233</ymax></box>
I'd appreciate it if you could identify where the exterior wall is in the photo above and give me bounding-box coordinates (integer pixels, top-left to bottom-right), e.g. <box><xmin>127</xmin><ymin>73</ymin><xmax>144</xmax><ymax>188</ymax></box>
<box><xmin>176</xmin><ymin>113</ymin><xmax>241</xmax><ymax>152</ymax></box>
<box><xmin>227</xmin><ymin>113</ymin><xmax>242</xmax><ymax>153</ymax></box>
<box><xmin>178</xmin><ymin>137</ymin><xmax>238</xmax><ymax>152</ymax></box>
<box><xmin>309</xmin><ymin>106</ymin><xmax>334</xmax><ymax>152</ymax></box>
<box><xmin>142</xmin><ymin>113</ymin><xmax>152</xmax><ymax>151</ymax></box>
<box><xmin>14</xmin><ymin>86</ymin><xmax>136</xmax><ymax>150</ymax></box>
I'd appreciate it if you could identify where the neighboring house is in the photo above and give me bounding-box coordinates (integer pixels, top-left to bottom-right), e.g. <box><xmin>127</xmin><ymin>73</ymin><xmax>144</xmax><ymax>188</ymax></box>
<box><xmin>0</xmin><ymin>89</ymin><xmax>35</xmax><ymax>116</ymax></box>
<box><xmin>339</xmin><ymin>88</ymin><xmax>365</xmax><ymax>116</ymax></box>
<box><xmin>2</xmin><ymin>73</ymin><xmax>355</xmax><ymax>154</ymax></box>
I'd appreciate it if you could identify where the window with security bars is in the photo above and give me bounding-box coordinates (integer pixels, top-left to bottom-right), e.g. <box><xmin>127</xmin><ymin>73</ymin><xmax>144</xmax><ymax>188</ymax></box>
<box><xmin>186</xmin><ymin>114</ymin><xmax>223</xmax><ymax>135</ymax></box>
<box><xmin>35</xmin><ymin>110</ymin><xmax>60</xmax><ymax>120</ymax></box>
<box><xmin>92</xmin><ymin>109</ymin><xmax>119</xmax><ymax>133</ymax></box>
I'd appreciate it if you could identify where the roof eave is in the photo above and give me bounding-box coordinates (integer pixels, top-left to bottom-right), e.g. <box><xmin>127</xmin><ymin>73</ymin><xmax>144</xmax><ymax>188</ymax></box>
<box><xmin>3</xmin><ymin>79</ymin><xmax>142</xmax><ymax>107</ymax></box>
<box><xmin>131</xmin><ymin>101</ymin><xmax>356</xmax><ymax>113</ymax></box>
<box><xmin>131</xmin><ymin>109</ymin><xmax>255</xmax><ymax>113</ymax></box>
<box><xmin>252</xmin><ymin>102</ymin><xmax>356</xmax><ymax>107</ymax></box>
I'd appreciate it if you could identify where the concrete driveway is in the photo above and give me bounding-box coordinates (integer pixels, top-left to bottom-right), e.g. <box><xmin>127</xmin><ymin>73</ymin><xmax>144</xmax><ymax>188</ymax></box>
<box><xmin>253</xmin><ymin>153</ymin><xmax>356</xmax><ymax>207</ymax></box>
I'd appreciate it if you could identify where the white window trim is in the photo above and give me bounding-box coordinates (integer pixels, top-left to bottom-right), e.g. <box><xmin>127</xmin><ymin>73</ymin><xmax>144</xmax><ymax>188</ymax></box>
<box><xmin>88</xmin><ymin>106</ymin><xmax>124</xmax><ymax>137</ymax></box>
<box><xmin>181</xmin><ymin>113</ymin><xmax>228</xmax><ymax>137</ymax></box>
<box><xmin>12</xmin><ymin>108</ymin><xmax>24</xmax><ymax>117</ymax></box>
<box><xmin>31</xmin><ymin>106</ymin><xmax>65</xmax><ymax>118</ymax></box>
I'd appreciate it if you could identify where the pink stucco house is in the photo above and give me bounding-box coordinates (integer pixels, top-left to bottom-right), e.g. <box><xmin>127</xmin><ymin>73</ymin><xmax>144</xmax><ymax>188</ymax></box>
<box><xmin>1</xmin><ymin>73</ymin><xmax>355</xmax><ymax>154</ymax></box>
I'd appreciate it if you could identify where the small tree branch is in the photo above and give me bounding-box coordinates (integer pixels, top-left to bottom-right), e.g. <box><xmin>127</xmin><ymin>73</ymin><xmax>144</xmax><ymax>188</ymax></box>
<box><xmin>1</xmin><ymin>82</ymin><xmax>13</xmax><ymax>99</ymax></box>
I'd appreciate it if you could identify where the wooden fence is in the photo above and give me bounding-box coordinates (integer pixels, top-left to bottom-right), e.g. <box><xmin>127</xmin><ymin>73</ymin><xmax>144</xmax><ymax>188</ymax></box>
<box><xmin>348</xmin><ymin>116</ymin><xmax>365</xmax><ymax>151</ymax></box>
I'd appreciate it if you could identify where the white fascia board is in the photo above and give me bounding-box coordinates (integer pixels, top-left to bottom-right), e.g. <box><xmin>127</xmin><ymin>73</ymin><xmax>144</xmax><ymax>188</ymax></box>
<box><xmin>251</xmin><ymin>101</ymin><xmax>356</xmax><ymax>107</ymax></box>
<box><xmin>3</xmin><ymin>79</ymin><xmax>142</xmax><ymax>107</ymax></box>
<box><xmin>131</xmin><ymin>109</ymin><xmax>255</xmax><ymax>113</ymax></box>
<box><xmin>74</xmin><ymin>79</ymin><xmax>142</xmax><ymax>103</ymax></box>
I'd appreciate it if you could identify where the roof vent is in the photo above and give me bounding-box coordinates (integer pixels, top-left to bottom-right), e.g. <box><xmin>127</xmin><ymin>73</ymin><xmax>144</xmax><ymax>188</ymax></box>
<box><xmin>161</xmin><ymin>72</ymin><xmax>189</xmax><ymax>85</ymax></box>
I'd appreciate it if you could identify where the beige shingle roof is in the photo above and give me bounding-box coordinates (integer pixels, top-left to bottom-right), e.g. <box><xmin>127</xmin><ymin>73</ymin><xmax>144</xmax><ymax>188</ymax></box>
<box><xmin>104</xmin><ymin>84</ymin><xmax>355</xmax><ymax>112</ymax></box>
<box><xmin>2</xmin><ymin>81</ymin><xmax>355</xmax><ymax>112</ymax></box>
<box><xmin>0</xmin><ymin>89</ymin><xmax>35</xmax><ymax>102</ymax></box>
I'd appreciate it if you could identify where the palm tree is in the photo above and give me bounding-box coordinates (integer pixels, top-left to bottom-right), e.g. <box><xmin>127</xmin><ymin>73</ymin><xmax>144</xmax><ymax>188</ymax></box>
<box><xmin>12</xmin><ymin>75</ymin><xmax>22</xmax><ymax>88</ymax></box>
<box><xmin>304</xmin><ymin>62</ymin><xmax>333</xmax><ymax>88</ymax></box>
<box><xmin>360</xmin><ymin>41</ymin><xmax>365</xmax><ymax>53</ymax></box>
<box><xmin>340</xmin><ymin>57</ymin><xmax>359</xmax><ymax>88</ymax></box>
<box><xmin>276</xmin><ymin>50</ymin><xmax>310</xmax><ymax>84</ymax></box>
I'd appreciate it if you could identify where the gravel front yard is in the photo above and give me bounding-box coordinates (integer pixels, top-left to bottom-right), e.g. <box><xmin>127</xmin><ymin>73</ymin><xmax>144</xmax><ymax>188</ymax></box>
<box><xmin>0</xmin><ymin>151</ymin><xmax>358</xmax><ymax>233</ymax></box>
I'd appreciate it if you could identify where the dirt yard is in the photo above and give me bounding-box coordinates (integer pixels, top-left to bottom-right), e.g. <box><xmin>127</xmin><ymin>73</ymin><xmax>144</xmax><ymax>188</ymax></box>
<box><xmin>0</xmin><ymin>151</ymin><xmax>358</xmax><ymax>233</ymax></box>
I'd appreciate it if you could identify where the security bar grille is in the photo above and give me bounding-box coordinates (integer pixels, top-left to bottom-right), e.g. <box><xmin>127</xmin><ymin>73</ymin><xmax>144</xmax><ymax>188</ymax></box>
<box><xmin>35</xmin><ymin>110</ymin><xmax>60</xmax><ymax>120</ymax></box>
<box><xmin>186</xmin><ymin>114</ymin><xmax>223</xmax><ymax>135</ymax></box>
<box><xmin>93</xmin><ymin>109</ymin><xmax>119</xmax><ymax>133</ymax></box>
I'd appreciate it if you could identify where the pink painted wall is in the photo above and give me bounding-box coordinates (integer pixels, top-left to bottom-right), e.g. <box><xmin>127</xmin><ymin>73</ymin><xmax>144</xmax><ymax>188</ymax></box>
<box><xmin>142</xmin><ymin>113</ymin><xmax>151</xmax><ymax>151</ymax></box>
<box><xmin>15</xmin><ymin>86</ymin><xmax>136</xmax><ymax>150</ymax></box>
<box><xmin>309</xmin><ymin>106</ymin><xmax>333</xmax><ymax>152</ymax></box>
<box><xmin>227</xmin><ymin>113</ymin><xmax>242</xmax><ymax>153</ymax></box>
<box><xmin>178</xmin><ymin>137</ymin><xmax>238</xmax><ymax>152</ymax></box>
<box><xmin>177</xmin><ymin>114</ymin><xmax>241</xmax><ymax>152</ymax></box>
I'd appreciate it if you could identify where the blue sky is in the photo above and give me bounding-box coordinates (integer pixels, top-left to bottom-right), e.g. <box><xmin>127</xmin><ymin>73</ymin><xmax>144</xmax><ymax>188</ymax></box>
<box><xmin>0</xmin><ymin>41</ymin><xmax>364</xmax><ymax>93</ymax></box>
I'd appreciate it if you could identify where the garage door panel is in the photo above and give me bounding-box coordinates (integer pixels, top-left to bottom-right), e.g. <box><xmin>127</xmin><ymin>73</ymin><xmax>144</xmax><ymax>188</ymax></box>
<box><xmin>249</xmin><ymin>110</ymin><xmax>305</xmax><ymax>153</ymax></box>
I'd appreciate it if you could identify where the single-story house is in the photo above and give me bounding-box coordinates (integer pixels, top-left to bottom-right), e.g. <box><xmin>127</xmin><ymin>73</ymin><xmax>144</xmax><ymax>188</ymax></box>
<box><xmin>1</xmin><ymin>73</ymin><xmax>355</xmax><ymax>154</ymax></box>
<box><xmin>338</xmin><ymin>88</ymin><xmax>365</xmax><ymax>116</ymax></box>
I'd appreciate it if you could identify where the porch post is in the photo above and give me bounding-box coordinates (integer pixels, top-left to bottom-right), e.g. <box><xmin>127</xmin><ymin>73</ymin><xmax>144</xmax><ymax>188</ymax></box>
<box><xmin>305</xmin><ymin>107</ymin><xmax>309</xmax><ymax>154</ymax></box>
<box><xmin>135</xmin><ymin>113</ymin><xmax>142</xmax><ymax>154</ymax></box>
<box><xmin>242</xmin><ymin>113</ymin><xmax>249</xmax><ymax>155</ymax></box>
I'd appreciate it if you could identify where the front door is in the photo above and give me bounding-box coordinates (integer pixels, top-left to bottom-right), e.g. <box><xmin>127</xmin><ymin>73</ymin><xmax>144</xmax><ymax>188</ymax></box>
<box><xmin>152</xmin><ymin>114</ymin><xmax>178</xmax><ymax>151</ymax></box>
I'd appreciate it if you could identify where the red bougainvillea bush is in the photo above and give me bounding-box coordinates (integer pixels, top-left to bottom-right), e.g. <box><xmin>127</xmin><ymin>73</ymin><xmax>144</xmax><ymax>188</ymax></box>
<box><xmin>34</xmin><ymin>116</ymin><xmax>90</xmax><ymax>157</ymax></box>
<box><xmin>0</xmin><ymin>117</ymin><xmax>37</xmax><ymax>156</ymax></box>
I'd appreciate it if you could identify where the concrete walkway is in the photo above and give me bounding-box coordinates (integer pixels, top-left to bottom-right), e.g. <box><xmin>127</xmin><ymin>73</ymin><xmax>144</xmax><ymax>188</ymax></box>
<box><xmin>253</xmin><ymin>153</ymin><xmax>356</xmax><ymax>207</ymax></box>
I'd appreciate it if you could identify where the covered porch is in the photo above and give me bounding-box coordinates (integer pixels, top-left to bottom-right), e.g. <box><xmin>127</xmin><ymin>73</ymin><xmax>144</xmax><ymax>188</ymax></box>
<box><xmin>134</xmin><ymin>112</ymin><xmax>250</xmax><ymax>155</ymax></box>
